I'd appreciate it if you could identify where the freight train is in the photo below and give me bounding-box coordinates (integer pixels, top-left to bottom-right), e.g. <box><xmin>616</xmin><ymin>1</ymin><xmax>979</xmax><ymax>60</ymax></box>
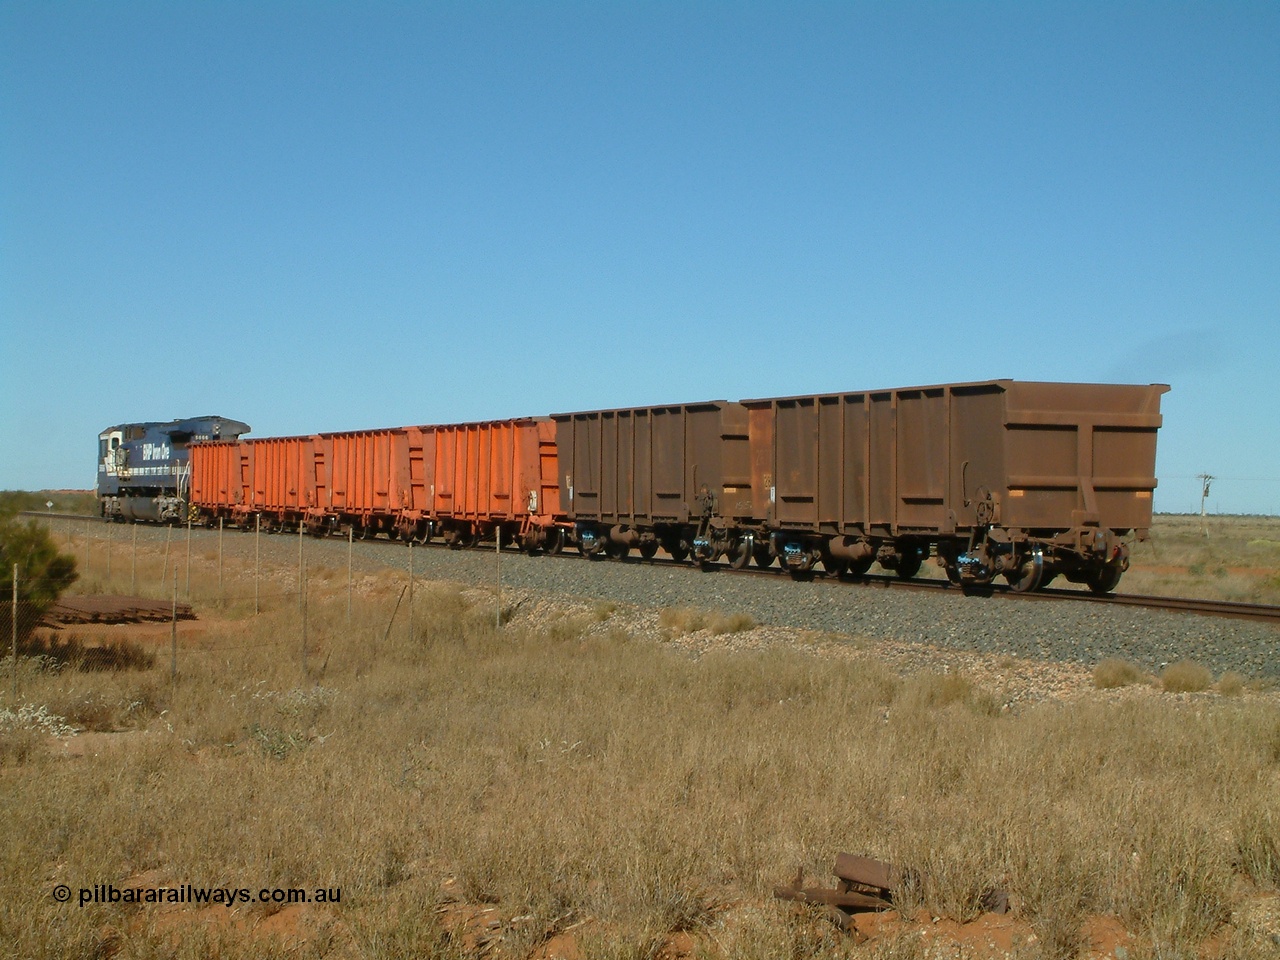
<box><xmin>98</xmin><ymin>380</ymin><xmax>1168</xmax><ymax>593</ymax></box>
<box><xmin>97</xmin><ymin>416</ymin><xmax>252</xmax><ymax>522</ymax></box>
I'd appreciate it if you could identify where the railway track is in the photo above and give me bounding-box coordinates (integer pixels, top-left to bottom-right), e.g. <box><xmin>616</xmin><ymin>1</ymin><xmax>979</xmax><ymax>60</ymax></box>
<box><xmin>30</xmin><ymin>512</ymin><xmax>1280</xmax><ymax>627</ymax></box>
<box><xmin>1020</xmin><ymin>589</ymin><xmax>1280</xmax><ymax>624</ymax></box>
<box><xmin>711</xmin><ymin>552</ymin><xmax>1280</xmax><ymax>624</ymax></box>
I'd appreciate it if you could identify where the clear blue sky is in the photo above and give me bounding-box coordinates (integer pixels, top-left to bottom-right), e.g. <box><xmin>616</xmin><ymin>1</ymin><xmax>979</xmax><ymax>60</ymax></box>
<box><xmin>2</xmin><ymin>2</ymin><xmax>1277</xmax><ymax>514</ymax></box>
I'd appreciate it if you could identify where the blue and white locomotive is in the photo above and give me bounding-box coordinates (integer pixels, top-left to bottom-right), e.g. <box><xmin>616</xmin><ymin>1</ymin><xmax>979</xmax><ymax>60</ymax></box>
<box><xmin>97</xmin><ymin>416</ymin><xmax>251</xmax><ymax>521</ymax></box>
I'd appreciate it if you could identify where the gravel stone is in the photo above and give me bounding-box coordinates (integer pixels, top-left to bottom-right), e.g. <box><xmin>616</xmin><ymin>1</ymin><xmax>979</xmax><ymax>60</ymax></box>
<box><xmin>313</xmin><ymin>537</ymin><xmax>1280</xmax><ymax>682</ymax></box>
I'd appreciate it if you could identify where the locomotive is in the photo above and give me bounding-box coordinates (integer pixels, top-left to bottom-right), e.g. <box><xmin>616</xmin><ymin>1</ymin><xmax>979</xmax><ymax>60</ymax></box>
<box><xmin>105</xmin><ymin>379</ymin><xmax>1168</xmax><ymax>594</ymax></box>
<box><xmin>97</xmin><ymin>416</ymin><xmax>251</xmax><ymax>522</ymax></box>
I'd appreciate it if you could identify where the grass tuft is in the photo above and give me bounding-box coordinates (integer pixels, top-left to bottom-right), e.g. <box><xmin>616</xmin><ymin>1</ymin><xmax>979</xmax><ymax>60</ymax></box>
<box><xmin>659</xmin><ymin>606</ymin><xmax>756</xmax><ymax>635</ymax></box>
<box><xmin>1160</xmin><ymin>660</ymin><xmax>1214</xmax><ymax>693</ymax></box>
<box><xmin>1093</xmin><ymin>658</ymin><xmax>1147</xmax><ymax>689</ymax></box>
<box><xmin>1216</xmin><ymin>672</ymin><xmax>1246</xmax><ymax>697</ymax></box>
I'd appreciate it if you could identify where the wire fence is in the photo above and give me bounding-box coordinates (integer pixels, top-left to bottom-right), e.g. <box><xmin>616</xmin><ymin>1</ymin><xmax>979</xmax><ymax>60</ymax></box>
<box><xmin>3</xmin><ymin>516</ymin><xmax>508</xmax><ymax>702</ymax></box>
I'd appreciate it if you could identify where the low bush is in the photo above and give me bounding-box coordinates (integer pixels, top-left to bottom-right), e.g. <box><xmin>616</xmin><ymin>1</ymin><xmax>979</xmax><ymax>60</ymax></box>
<box><xmin>1160</xmin><ymin>660</ymin><xmax>1214</xmax><ymax>693</ymax></box>
<box><xmin>659</xmin><ymin>606</ymin><xmax>756</xmax><ymax>635</ymax></box>
<box><xmin>1092</xmin><ymin>658</ymin><xmax>1147</xmax><ymax>689</ymax></box>
<box><xmin>1216</xmin><ymin>672</ymin><xmax>1246</xmax><ymax>697</ymax></box>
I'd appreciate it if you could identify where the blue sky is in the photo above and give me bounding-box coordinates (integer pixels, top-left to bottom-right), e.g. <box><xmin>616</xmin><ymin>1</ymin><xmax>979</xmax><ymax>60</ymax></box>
<box><xmin>2</xmin><ymin>1</ymin><xmax>1277</xmax><ymax>513</ymax></box>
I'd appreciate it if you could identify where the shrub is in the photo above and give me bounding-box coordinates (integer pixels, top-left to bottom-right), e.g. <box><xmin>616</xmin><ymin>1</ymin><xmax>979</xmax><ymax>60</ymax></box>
<box><xmin>1216</xmin><ymin>672</ymin><xmax>1246</xmax><ymax>697</ymax></box>
<box><xmin>0</xmin><ymin>506</ymin><xmax>79</xmax><ymax>643</ymax></box>
<box><xmin>659</xmin><ymin>607</ymin><xmax>756</xmax><ymax>635</ymax></box>
<box><xmin>1093</xmin><ymin>658</ymin><xmax>1146</xmax><ymax>690</ymax></box>
<box><xmin>1160</xmin><ymin>660</ymin><xmax>1213</xmax><ymax>693</ymax></box>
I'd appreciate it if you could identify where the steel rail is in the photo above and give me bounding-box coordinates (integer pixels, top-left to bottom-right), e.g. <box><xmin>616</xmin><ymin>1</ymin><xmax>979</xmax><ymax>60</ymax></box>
<box><xmin>1018</xmin><ymin>588</ymin><xmax>1280</xmax><ymax>624</ymax></box>
<box><xmin>29</xmin><ymin>513</ymin><xmax>1280</xmax><ymax>626</ymax></box>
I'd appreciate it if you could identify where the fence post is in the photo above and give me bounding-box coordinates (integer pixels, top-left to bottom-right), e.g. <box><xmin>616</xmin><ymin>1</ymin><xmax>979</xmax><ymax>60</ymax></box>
<box><xmin>298</xmin><ymin>522</ymin><xmax>304</xmax><ymax>613</ymax></box>
<box><xmin>84</xmin><ymin>519</ymin><xmax>91</xmax><ymax>579</ymax></box>
<box><xmin>218</xmin><ymin>518</ymin><xmax>224</xmax><ymax>599</ymax></box>
<box><xmin>301</xmin><ymin>557</ymin><xmax>308</xmax><ymax>679</ymax></box>
<box><xmin>11</xmin><ymin>563</ymin><xmax>17</xmax><ymax>699</ymax></box>
<box><xmin>255</xmin><ymin>514</ymin><xmax>261</xmax><ymax>616</ymax></box>
<box><xmin>106</xmin><ymin>522</ymin><xmax>112</xmax><ymax>580</ymax></box>
<box><xmin>407</xmin><ymin>541</ymin><xmax>414</xmax><ymax>642</ymax></box>
<box><xmin>170</xmin><ymin>570</ymin><xmax>178</xmax><ymax>685</ymax></box>
<box><xmin>161</xmin><ymin>522</ymin><xmax>172</xmax><ymax>591</ymax></box>
<box><xmin>131</xmin><ymin>522</ymin><xmax>137</xmax><ymax>594</ymax></box>
<box><xmin>185</xmin><ymin>519</ymin><xmax>192</xmax><ymax>598</ymax></box>
<box><xmin>347</xmin><ymin>526</ymin><xmax>353</xmax><ymax>623</ymax></box>
<box><xmin>496</xmin><ymin>527</ymin><xmax>501</xmax><ymax>629</ymax></box>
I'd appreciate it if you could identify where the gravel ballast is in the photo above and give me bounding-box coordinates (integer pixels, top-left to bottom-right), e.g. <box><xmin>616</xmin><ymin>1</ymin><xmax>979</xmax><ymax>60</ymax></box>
<box><xmin>323</xmin><ymin>537</ymin><xmax>1278</xmax><ymax>681</ymax></box>
<box><xmin>65</xmin><ymin>519</ymin><xmax>1280</xmax><ymax>682</ymax></box>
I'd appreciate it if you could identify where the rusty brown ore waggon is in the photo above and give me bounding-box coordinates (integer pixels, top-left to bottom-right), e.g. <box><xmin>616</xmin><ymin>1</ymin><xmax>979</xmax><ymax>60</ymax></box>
<box><xmin>747</xmin><ymin>380</ymin><xmax>1167</xmax><ymax>591</ymax></box>
<box><xmin>555</xmin><ymin>381</ymin><xmax>1168</xmax><ymax>593</ymax></box>
<box><xmin>185</xmin><ymin>379</ymin><xmax>1166</xmax><ymax>594</ymax></box>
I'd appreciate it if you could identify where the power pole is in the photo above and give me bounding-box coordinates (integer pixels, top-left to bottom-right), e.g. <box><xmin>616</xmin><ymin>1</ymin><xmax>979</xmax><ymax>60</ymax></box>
<box><xmin>1197</xmin><ymin>474</ymin><xmax>1214</xmax><ymax>537</ymax></box>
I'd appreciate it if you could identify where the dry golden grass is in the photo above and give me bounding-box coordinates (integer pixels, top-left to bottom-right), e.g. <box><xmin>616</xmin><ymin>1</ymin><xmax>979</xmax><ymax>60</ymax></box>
<box><xmin>1217</xmin><ymin>672</ymin><xmax>1247</xmax><ymax>697</ymax></box>
<box><xmin>659</xmin><ymin>606</ymin><xmax>757</xmax><ymax>635</ymax></box>
<box><xmin>1125</xmin><ymin>514</ymin><xmax>1280</xmax><ymax>603</ymax></box>
<box><xmin>1</xmin><ymin>521</ymin><xmax>1277</xmax><ymax>958</ymax></box>
<box><xmin>1092</xmin><ymin>658</ymin><xmax>1149</xmax><ymax>690</ymax></box>
<box><xmin>1159</xmin><ymin>660</ymin><xmax>1215</xmax><ymax>694</ymax></box>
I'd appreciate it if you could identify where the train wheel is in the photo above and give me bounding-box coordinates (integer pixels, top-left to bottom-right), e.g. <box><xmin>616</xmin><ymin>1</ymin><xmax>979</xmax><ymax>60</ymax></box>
<box><xmin>1087</xmin><ymin>566</ymin><xmax>1123</xmax><ymax>595</ymax></box>
<box><xmin>1006</xmin><ymin>548</ymin><xmax>1045</xmax><ymax>593</ymax></box>
<box><xmin>729</xmin><ymin>534</ymin><xmax>754</xmax><ymax>570</ymax></box>
<box><xmin>841</xmin><ymin>557</ymin><xmax>874</xmax><ymax>580</ymax></box>
<box><xmin>1006</xmin><ymin>563</ymin><xmax>1044</xmax><ymax>593</ymax></box>
<box><xmin>605</xmin><ymin>541</ymin><xmax>631</xmax><ymax>560</ymax></box>
<box><xmin>639</xmin><ymin>541</ymin><xmax>659</xmax><ymax>561</ymax></box>
<box><xmin>753</xmin><ymin>544</ymin><xmax>773</xmax><ymax>568</ymax></box>
<box><xmin>668</xmin><ymin>543</ymin><xmax>689</xmax><ymax>563</ymax></box>
<box><xmin>896</xmin><ymin>551</ymin><xmax>923</xmax><ymax>579</ymax></box>
<box><xmin>545</xmin><ymin>529</ymin><xmax>565</xmax><ymax>555</ymax></box>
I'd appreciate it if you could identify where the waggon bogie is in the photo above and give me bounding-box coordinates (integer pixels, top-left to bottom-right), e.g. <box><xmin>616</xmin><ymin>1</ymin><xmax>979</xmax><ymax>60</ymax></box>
<box><xmin>769</xmin><ymin>532</ymin><xmax>821</xmax><ymax>574</ymax></box>
<box><xmin>308</xmin><ymin>514</ymin><xmax>334</xmax><ymax>538</ymax></box>
<box><xmin>885</xmin><ymin>542</ymin><xmax>928</xmax><ymax>580</ymax></box>
<box><xmin>573</xmin><ymin>524</ymin><xmax>607</xmax><ymax>559</ymax></box>
<box><xmin>395</xmin><ymin>517</ymin><xmax>426</xmax><ymax>544</ymax></box>
<box><xmin>543</xmin><ymin>526</ymin><xmax>567</xmax><ymax>555</ymax></box>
